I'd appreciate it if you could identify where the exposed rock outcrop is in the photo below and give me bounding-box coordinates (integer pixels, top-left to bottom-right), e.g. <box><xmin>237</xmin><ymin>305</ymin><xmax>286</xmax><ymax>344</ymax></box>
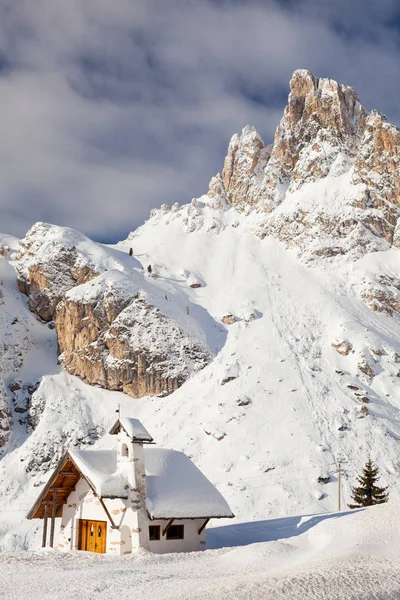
<box><xmin>56</xmin><ymin>273</ymin><xmax>212</xmax><ymax>398</ymax></box>
<box><xmin>332</xmin><ymin>340</ymin><xmax>352</xmax><ymax>356</ymax></box>
<box><xmin>360</xmin><ymin>273</ymin><xmax>400</xmax><ymax>315</ymax></box>
<box><xmin>222</xmin><ymin>125</ymin><xmax>271</xmax><ymax>208</ymax></box>
<box><xmin>352</xmin><ymin>110</ymin><xmax>400</xmax><ymax>244</ymax></box>
<box><xmin>221</xmin><ymin>70</ymin><xmax>366</xmax><ymax>212</ymax></box>
<box><xmin>263</xmin><ymin>69</ymin><xmax>366</xmax><ymax>202</ymax></box>
<box><xmin>16</xmin><ymin>223</ymin><xmax>99</xmax><ymax>321</ymax></box>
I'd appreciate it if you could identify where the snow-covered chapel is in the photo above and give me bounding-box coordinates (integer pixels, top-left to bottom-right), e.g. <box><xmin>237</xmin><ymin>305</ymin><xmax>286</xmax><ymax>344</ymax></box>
<box><xmin>27</xmin><ymin>418</ymin><xmax>234</xmax><ymax>554</ymax></box>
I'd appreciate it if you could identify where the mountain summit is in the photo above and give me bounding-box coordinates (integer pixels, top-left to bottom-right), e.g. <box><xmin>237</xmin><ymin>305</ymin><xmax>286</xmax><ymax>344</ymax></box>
<box><xmin>210</xmin><ymin>69</ymin><xmax>400</xmax><ymax>259</ymax></box>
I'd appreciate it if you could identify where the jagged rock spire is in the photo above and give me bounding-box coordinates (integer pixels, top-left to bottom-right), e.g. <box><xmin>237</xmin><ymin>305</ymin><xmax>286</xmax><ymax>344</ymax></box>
<box><xmin>214</xmin><ymin>69</ymin><xmax>400</xmax><ymax>256</ymax></box>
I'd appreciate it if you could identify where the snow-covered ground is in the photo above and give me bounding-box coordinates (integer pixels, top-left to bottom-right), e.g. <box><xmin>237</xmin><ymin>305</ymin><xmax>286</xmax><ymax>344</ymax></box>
<box><xmin>2</xmin><ymin>504</ymin><xmax>400</xmax><ymax>599</ymax></box>
<box><xmin>0</xmin><ymin>199</ymin><xmax>399</xmax><ymax>551</ymax></box>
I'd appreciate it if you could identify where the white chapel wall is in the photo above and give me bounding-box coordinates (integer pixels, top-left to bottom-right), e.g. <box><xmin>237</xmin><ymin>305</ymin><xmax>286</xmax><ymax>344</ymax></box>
<box><xmin>147</xmin><ymin>519</ymin><xmax>207</xmax><ymax>554</ymax></box>
<box><xmin>58</xmin><ymin>478</ymin><xmax>140</xmax><ymax>555</ymax></box>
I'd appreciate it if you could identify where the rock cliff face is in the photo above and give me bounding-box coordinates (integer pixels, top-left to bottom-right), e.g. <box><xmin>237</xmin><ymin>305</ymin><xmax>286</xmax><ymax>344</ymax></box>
<box><xmin>15</xmin><ymin>226</ymin><xmax>212</xmax><ymax>398</ymax></box>
<box><xmin>215</xmin><ymin>69</ymin><xmax>400</xmax><ymax>259</ymax></box>
<box><xmin>222</xmin><ymin>70</ymin><xmax>366</xmax><ymax>211</ymax></box>
<box><xmin>16</xmin><ymin>223</ymin><xmax>99</xmax><ymax>321</ymax></box>
<box><xmin>352</xmin><ymin>110</ymin><xmax>400</xmax><ymax>242</ymax></box>
<box><xmin>56</xmin><ymin>273</ymin><xmax>211</xmax><ymax>397</ymax></box>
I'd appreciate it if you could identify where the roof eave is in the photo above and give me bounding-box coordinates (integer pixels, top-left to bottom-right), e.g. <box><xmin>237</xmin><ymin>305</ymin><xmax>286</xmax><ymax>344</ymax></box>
<box><xmin>147</xmin><ymin>513</ymin><xmax>235</xmax><ymax>520</ymax></box>
<box><xmin>26</xmin><ymin>451</ymin><xmax>70</xmax><ymax>520</ymax></box>
<box><xmin>108</xmin><ymin>419</ymin><xmax>153</xmax><ymax>443</ymax></box>
<box><xmin>26</xmin><ymin>450</ymin><xmax>100</xmax><ymax>520</ymax></box>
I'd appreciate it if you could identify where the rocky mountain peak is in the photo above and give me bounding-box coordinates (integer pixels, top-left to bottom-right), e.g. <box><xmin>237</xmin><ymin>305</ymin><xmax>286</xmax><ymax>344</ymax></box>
<box><xmin>353</xmin><ymin>109</ymin><xmax>400</xmax><ymax>215</ymax></box>
<box><xmin>287</xmin><ymin>69</ymin><xmax>365</xmax><ymax>140</ymax></box>
<box><xmin>214</xmin><ymin>70</ymin><xmax>399</xmax><ymax>259</ymax></box>
<box><xmin>221</xmin><ymin>125</ymin><xmax>271</xmax><ymax>208</ymax></box>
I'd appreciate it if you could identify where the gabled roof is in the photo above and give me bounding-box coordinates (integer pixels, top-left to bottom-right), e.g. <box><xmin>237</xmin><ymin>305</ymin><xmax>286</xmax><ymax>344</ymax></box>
<box><xmin>27</xmin><ymin>446</ymin><xmax>234</xmax><ymax>521</ymax></box>
<box><xmin>109</xmin><ymin>417</ymin><xmax>153</xmax><ymax>443</ymax></box>
<box><xmin>26</xmin><ymin>452</ymin><xmax>87</xmax><ymax>520</ymax></box>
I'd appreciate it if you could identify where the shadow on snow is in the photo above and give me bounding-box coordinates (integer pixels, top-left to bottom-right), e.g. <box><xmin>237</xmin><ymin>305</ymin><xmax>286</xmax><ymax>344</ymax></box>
<box><xmin>207</xmin><ymin>510</ymin><xmax>364</xmax><ymax>550</ymax></box>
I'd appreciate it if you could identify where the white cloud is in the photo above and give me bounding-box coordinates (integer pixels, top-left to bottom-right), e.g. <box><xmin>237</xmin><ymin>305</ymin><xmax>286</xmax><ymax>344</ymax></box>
<box><xmin>0</xmin><ymin>0</ymin><xmax>399</xmax><ymax>240</ymax></box>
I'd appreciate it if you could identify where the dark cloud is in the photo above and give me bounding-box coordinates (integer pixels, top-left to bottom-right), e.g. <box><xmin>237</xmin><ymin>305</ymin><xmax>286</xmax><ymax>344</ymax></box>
<box><xmin>0</xmin><ymin>0</ymin><xmax>399</xmax><ymax>242</ymax></box>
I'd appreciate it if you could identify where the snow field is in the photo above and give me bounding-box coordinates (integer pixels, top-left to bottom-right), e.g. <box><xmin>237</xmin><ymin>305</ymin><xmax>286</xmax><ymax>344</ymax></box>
<box><xmin>1</xmin><ymin>504</ymin><xmax>400</xmax><ymax>599</ymax></box>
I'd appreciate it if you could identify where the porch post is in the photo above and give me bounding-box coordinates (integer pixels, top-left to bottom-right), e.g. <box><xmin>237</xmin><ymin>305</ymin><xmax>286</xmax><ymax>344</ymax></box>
<box><xmin>42</xmin><ymin>502</ymin><xmax>49</xmax><ymax>548</ymax></box>
<box><xmin>49</xmin><ymin>489</ymin><xmax>57</xmax><ymax>548</ymax></box>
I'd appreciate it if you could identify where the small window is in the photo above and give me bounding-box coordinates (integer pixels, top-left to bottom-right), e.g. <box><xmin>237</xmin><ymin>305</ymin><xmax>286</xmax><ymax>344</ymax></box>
<box><xmin>166</xmin><ymin>525</ymin><xmax>184</xmax><ymax>540</ymax></box>
<box><xmin>121</xmin><ymin>443</ymin><xmax>129</xmax><ymax>457</ymax></box>
<box><xmin>149</xmin><ymin>525</ymin><xmax>160</xmax><ymax>541</ymax></box>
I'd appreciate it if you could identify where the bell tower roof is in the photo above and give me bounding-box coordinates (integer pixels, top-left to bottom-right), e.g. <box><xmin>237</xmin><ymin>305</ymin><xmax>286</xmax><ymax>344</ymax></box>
<box><xmin>109</xmin><ymin>417</ymin><xmax>153</xmax><ymax>443</ymax></box>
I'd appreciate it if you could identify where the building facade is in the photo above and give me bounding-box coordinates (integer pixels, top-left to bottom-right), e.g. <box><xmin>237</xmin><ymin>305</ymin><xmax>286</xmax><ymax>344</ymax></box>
<box><xmin>27</xmin><ymin>417</ymin><xmax>234</xmax><ymax>554</ymax></box>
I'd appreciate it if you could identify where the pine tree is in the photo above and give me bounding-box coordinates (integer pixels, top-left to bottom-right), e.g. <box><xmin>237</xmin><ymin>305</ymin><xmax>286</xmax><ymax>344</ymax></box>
<box><xmin>348</xmin><ymin>457</ymin><xmax>389</xmax><ymax>508</ymax></box>
<box><xmin>129</xmin><ymin>247</ymin><xmax>133</xmax><ymax>256</ymax></box>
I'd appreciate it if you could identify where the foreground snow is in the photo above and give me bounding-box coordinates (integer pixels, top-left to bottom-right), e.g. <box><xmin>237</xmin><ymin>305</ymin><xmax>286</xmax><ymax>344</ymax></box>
<box><xmin>2</xmin><ymin>504</ymin><xmax>400</xmax><ymax>599</ymax></box>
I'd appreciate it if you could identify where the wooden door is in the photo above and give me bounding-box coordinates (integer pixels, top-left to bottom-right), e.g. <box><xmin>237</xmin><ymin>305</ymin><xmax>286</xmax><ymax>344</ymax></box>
<box><xmin>78</xmin><ymin>519</ymin><xmax>107</xmax><ymax>554</ymax></box>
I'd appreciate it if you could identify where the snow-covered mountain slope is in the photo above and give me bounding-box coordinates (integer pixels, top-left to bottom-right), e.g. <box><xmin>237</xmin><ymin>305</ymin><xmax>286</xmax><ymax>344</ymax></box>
<box><xmin>0</xmin><ymin>69</ymin><xmax>400</xmax><ymax>550</ymax></box>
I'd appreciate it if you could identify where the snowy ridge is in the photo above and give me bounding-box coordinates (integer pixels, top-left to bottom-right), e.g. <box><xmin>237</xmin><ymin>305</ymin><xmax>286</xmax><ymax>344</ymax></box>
<box><xmin>16</xmin><ymin>222</ymin><xmax>140</xmax><ymax>281</ymax></box>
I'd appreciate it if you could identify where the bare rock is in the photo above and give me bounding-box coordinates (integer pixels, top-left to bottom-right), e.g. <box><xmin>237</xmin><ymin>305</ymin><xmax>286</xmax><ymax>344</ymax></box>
<box><xmin>204</xmin><ymin>428</ymin><xmax>226</xmax><ymax>441</ymax></box>
<box><xmin>361</xmin><ymin>274</ymin><xmax>400</xmax><ymax>316</ymax></box>
<box><xmin>358</xmin><ymin>406</ymin><xmax>369</xmax><ymax>417</ymax></box>
<box><xmin>332</xmin><ymin>340</ymin><xmax>352</xmax><ymax>355</ymax></box>
<box><xmin>222</xmin><ymin>314</ymin><xmax>237</xmax><ymax>325</ymax></box>
<box><xmin>358</xmin><ymin>359</ymin><xmax>375</xmax><ymax>379</ymax></box>
<box><xmin>222</xmin><ymin>126</ymin><xmax>270</xmax><ymax>208</ymax></box>
<box><xmin>352</xmin><ymin>111</ymin><xmax>400</xmax><ymax>244</ymax></box>
<box><xmin>221</xmin><ymin>376</ymin><xmax>237</xmax><ymax>385</ymax></box>
<box><xmin>56</xmin><ymin>274</ymin><xmax>212</xmax><ymax>398</ymax></box>
<box><xmin>9</xmin><ymin>380</ymin><xmax>22</xmax><ymax>392</ymax></box>
<box><xmin>370</xmin><ymin>347</ymin><xmax>384</xmax><ymax>356</ymax></box>
<box><xmin>221</xmin><ymin>71</ymin><xmax>366</xmax><ymax>214</ymax></box>
<box><xmin>15</xmin><ymin>223</ymin><xmax>99</xmax><ymax>321</ymax></box>
<box><xmin>357</xmin><ymin>396</ymin><xmax>370</xmax><ymax>404</ymax></box>
<box><xmin>317</xmin><ymin>475</ymin><xmax>331</xmax><ymax>484</ymax></box>
<box><xmin>235</xmin><ymin>395</ymin><xmax>251</xmax><ymax>407</ymax></box>
<box><xmin>207</xmin><ymin>174</ymin><xmax>230</xmax><ymax>209</ymax></box>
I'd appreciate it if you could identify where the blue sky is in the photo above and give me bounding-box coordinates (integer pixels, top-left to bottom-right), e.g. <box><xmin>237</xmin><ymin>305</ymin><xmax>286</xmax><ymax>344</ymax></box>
<box><xmin>0</xmin><ymin>0</ymin><xmax>399</xmax><ymax>242</ymax></box>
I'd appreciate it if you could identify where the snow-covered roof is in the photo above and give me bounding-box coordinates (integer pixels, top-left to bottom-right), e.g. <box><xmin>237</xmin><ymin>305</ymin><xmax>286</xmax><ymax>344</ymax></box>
<box><xmin>68</xmin><ymin>446</ymin><xmax>233</xmax><ymax>519</ymax></box>
<box><xmin>145</xmin><ymin>448</ymin><xmax>233</xmax><ymax>519</ymax></box>
<box><xmin>69</xmin><ymin>449</ymin><xmax>129</xmax><ymax>499</ymax></box>
<box><xmin>108</xmin><ymin>418</ymin><xmax>153</xmax><ymax>443</ymax></box>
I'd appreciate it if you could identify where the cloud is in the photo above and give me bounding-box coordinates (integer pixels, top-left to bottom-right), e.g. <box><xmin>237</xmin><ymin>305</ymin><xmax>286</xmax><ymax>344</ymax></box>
<box><xmin>0</xmin><ymin>0</ymin><xmax>399</xmax><ymax>241</ymax></box>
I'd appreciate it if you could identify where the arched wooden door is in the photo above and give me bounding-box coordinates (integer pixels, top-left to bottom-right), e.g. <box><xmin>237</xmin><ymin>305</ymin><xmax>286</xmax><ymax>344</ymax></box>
<box><xmin>78</xmin><ymin>519</ymin><xmax>107</xmax><ymax>553</ymax></box>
